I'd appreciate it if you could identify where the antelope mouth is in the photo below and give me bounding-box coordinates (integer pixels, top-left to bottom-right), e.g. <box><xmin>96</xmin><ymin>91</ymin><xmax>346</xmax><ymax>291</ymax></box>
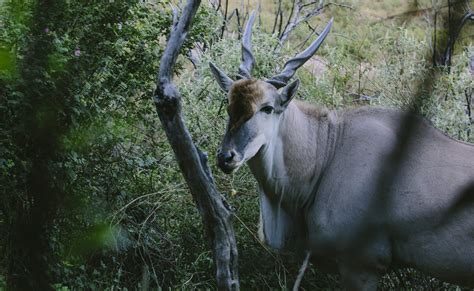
<box><xmin>218</xmin><ymin>160</ymin><xmax>243</xmax><ymax>174</ymax></box>
<box><xmin>217</xmin><ymin>148</ymin><xmax>244</xmax><ymax>174</ymax></box>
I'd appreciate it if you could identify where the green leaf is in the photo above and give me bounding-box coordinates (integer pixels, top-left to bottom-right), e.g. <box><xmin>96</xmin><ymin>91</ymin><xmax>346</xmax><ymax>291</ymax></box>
<box><xmin>0</xmin><ymin>45</ymin><xmax>16</xmax><ymax>77</ymax></box>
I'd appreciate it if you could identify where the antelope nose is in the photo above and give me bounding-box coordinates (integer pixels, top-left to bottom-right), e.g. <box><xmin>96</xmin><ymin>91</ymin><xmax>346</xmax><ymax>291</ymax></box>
<box><xmin>218</xmin><ymin>150</ymin><xmax>235</xmax><ymax>163</ymax></box>
<box><xmin>217</xmin><ymin>149</ymin><xmax>239</xmax><ymax>174</ymax></box>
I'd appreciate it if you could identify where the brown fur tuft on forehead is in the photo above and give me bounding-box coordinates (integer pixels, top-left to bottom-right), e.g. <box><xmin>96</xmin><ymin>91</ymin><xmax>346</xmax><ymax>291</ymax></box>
<box><xmin>227</xmin><ymin>79</ymin><xmax>265</xmax><ymax>131</ymax></box>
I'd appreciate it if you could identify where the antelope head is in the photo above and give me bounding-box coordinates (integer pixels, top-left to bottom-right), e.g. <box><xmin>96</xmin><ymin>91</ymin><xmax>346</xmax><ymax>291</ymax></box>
<box><xmin>211</xmin><ymin>12</ymin><xmax>333</xmax><ymax>174</ymax></box>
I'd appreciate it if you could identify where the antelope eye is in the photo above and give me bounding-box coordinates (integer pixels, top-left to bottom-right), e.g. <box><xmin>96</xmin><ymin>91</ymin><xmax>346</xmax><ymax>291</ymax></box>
<box><xmin>260</xmin><ymin>106</ymin><xmax>274</xmax><ymax>114</ymax></box>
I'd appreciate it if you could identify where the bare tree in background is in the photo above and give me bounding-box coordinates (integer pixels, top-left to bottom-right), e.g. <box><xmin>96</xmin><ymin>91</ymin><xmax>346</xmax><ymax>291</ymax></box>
<box><xmin>273</xmin><ymin>1</ymin><xmax>352</xmax><ymax>52</ymax></box>
<box><xmin>153</xmin><ymin>0</ymin><xmax>239</xmax><ymax>289</ymax></box>
<box><xmin>276</xmin><ymin>0</ymin><xmax>325</xmax><ymax>49</ymax></box>
<box><xmin>433</xmin><ymin>0</ymin><xmax>473</xmax><ymax>68</ymax></box>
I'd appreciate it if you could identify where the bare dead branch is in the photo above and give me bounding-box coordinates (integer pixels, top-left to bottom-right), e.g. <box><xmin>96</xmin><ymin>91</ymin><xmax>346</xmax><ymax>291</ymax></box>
<box><xmin>227</xmin><ymin>8</ymin><xmax>243</xmax><ymax>39</ymax></box>
<box><xmin>380</xmin><ymin>0</ymin><xmax>466</xmax><ymax>21</ymax></box>
<box><xmin>275</xmin><ymin>1</ymin><xmax>351</xmax><ymax>52</ymax></box>
<box><xmin>433</xmin><ymin>9</ymin><xmax>438</xmax><ymax>66</ymax></box>
<box><xmin>300</xmin><ymin>1</ymin><xmax>322</xmax><ymax>9</ymax></box>
<box><xmin>235</xmin><ymin>9</ymin><xmax>243</xmax><ymax>37</ymax></box>
<box><xmin>323</xmin><ymin>2</ymin><xmax>353</xmax><ymax>10</ymax></box>
<box><xmin>272</xmin><ymin>0</ymin><xmax>282</xmax><ymax>34</ymax></box>
<box><xmin>227</xmin><ymin>9</ymin><xmax>236</xmax><ymax>21</ymax></box>
<box><xmin>295</xmin><ymin>21</ymin><xmax>318</xmax><ymax>49</ymax></box>
<box><xmin>292</xmin><ymin>251</ymin><xmax>311</xmax><ymax>291</ymax></box>
<box><xmin>209</xmin><ymin>0</ymin><xmax>221</xmax><ymax>11</ymax></box>
<box><xmin>466</xmin><ymin>89</ymin><xmax>472</xmax><ymax>123</ymax></box>
<box><xmin>470</xmin><ymin>55</ymin><xmax>474</xmax><ymax>75</ymax></box>
<box><xmin>220</xmin><ymin>0</ymin><xmax>229</xmax><ymax>38</ymax></box>
<box><xmin>258</xmin><ymin>1</ymin><xmax>262</xmax><ymax>26</ymax></box>
<box><xmin>441</xmin><ymin>10</ymin><xmax>474</xmax><ymax>68</ymax></box>
<box><xmin>466</xmin><ymin>89</ymin><xmax>473</xmax><ymax>140</ymax></box>
<box><xmin>154</xmin><ymin>0</ymin><xmax>239</xmax><ymax>289</ymax></box>
<box><xmin>277</xmin><ymin>0</ymin><xmax>299</xmax><ymax>50</ymax></box>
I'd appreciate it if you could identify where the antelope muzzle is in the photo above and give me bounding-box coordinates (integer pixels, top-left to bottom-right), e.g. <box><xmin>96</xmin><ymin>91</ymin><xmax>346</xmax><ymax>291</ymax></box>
<box><xmin>217</xmin><ymin>147</ymin><xmax>241</xmax><ymax>174</ymax></box>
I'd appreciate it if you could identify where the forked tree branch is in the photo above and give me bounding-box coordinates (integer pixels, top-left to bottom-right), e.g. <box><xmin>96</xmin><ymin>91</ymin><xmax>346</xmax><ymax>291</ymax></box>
<box><xmin>276</xmin><ymin>0</ymin><xmax>325</xmax><ymax>51</ymax></box>
<box><xmin>275</xmin><ymin>1</ymin><xmax>351</xmax><ymax>53</ymax></box>
<box><xmin>154</xmin><ymin>0</ymin><xmax>239</xmax><ymax>289</ymax></box>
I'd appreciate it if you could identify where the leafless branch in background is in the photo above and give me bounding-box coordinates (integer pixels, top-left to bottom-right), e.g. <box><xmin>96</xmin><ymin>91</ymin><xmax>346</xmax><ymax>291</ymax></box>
<box><xmin>275</xmin><ymin>1</ymin><xmax>353</xmax><ymax>52</ymax></box>
<box><xmin>378</xmin><ymin>0</ymin><xmax>464</xmax><ymax>21</ymax></box>
<box><xmin>378</xmin><ymin>0</ymin><xmax>471</xmax><ymax>70</ymax></box>
<box><xmin>277</xmin><ymin>0</ymin><xmax>304</xmax><ymax>51</ymax></box>
<box><xmin>466</xmin><ymin>89</ymin><xmax>472</xmax><ymax>122</ymax></box>
<box><xmin>227</xmin><ymin>8</ymin><xmax>243</xmax><ymax>38</ymax></box>
<box><xmin>154</xmin><ymin>0</ymin><xmax>239</xmax><ymax>289</ymax></box>
<box><xmin>441</xmin><ymin>9</ymin><xmax>473</xmax><ymax>69</ymax></box>
<box><xmin>220</xmin><ymin>0</ymin><xmax>229</xmax><ymax>38</ymax></box>
<box><xmin>466</xmin><ymin>58</ymin><xmax>473</xmax><ymax>136</ymax></box>
<box><xmin>208</xmin><ymin>0</ymin><xmax>221</xmax><ymax>11</ymax></box>
<box><xmin>433</xmin><ymin>7</ymin><xmax>438</xmax><ymax>66</ymax></box>
<box><xmin>295</xmin><ymin>21</ymin><xmax>318</xmax><ymax>49</ymax></box>
<box><xmin>227</xmin><ymin>9</ymin><xmax>236</xmax><ymax>22</ymax></box>
<box><xmin>278</xmin><ymin>0</ymin><xmax>324</xmax><ymax>46</ymax></box>
<box><xmin>272</xmin><ymin>0</ymin><xmax>283</xmax><ymax>34</ymax></box>
<box><xmin>236</xmin><ymin>9</ymin><xmax>243</xmax><ymax>37</ymax></box>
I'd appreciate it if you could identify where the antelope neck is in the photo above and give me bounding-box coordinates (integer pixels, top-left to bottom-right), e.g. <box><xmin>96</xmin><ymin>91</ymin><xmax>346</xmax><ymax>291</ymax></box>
<box><xmin>247</xmin><ymin>101</ymin><xmax>340</xmax><ymax>214</ymax></box>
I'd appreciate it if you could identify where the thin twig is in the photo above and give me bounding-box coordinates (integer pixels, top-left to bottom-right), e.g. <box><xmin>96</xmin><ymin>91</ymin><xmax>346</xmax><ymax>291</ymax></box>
<box><xmin>292</xmin><ymin>251</ymin><xmax>311</xmax><ymax>291</ymax></box>
<box><xmin>272</xmin><ymin>0</ymin><xmax>282</xmax><ymax>34</ymax></box>
<box><xmin>220</xmin><ymin>0</ymin><xmax>229</xmax><ymax>38</ymax></box>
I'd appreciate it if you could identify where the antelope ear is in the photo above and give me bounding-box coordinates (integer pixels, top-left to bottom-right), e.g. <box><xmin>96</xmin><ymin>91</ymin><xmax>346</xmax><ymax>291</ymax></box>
<box><xmin>209</xmin><ymin>62</ymin><xmax>234</xmax><ymax>93</ymax></box>
<box><xmin>278</xmin><ymin>79</ymin><xmax>300</xmax><ymax>108</ymax></box>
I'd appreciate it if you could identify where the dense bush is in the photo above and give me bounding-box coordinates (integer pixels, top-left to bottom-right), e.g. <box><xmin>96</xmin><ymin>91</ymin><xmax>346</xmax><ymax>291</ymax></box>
<box><xmin>0</xmin><ymin>1</ymin><xmax>219</xmax><ymax>289</ymax></box>
<box><xmin>1</xmin><ymin>0</ymin><xmax>472</xmax><ymax>289</ymax></box>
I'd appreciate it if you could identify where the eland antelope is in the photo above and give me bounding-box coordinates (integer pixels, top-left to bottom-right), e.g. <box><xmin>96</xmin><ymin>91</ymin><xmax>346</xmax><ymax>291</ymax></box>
<box><xmin>210</xmin><ymin>12</ymin><xmax>474</xmax><ymax>290</ymax></box>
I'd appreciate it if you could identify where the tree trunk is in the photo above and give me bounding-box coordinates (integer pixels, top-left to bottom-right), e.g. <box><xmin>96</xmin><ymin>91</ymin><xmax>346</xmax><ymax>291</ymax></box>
<box><xmin>153</xmin><ymin>1</ymin><xmax>240</xmax><ymax>290</ymax></box>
